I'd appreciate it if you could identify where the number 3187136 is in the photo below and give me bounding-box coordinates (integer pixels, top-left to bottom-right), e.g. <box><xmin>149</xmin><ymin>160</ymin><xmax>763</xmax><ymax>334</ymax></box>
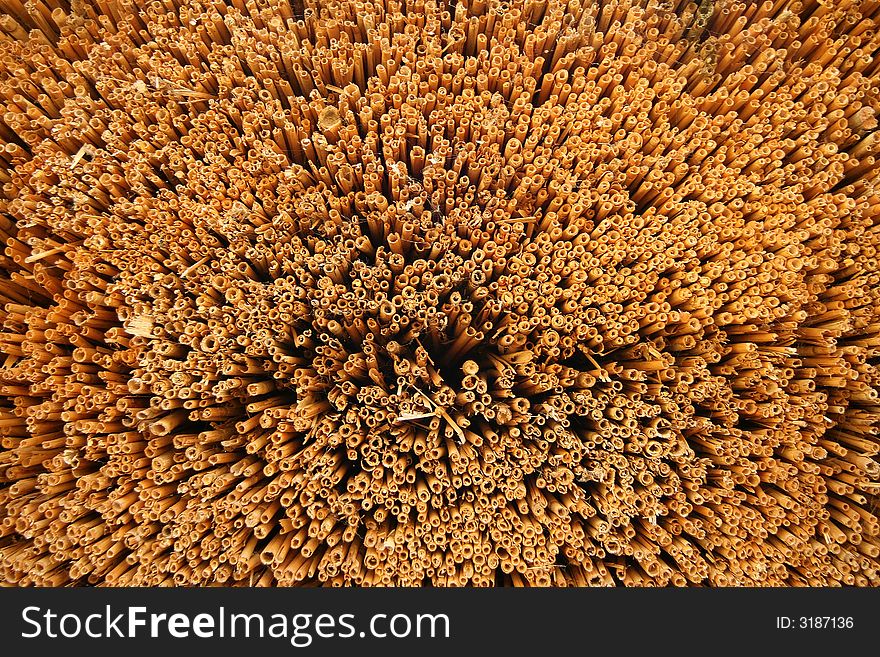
<box><xmin>777</xmin><ymin>617</ymin><xmax>854</xmax><ymax>629</ymax></box>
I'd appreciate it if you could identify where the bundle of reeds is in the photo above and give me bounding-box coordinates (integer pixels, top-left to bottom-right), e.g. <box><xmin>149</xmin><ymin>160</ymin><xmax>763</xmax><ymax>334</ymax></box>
<box><xmin>1</xmin><ymin>0</ymin><xmax>879</xmax><ymax>586</ymax></box>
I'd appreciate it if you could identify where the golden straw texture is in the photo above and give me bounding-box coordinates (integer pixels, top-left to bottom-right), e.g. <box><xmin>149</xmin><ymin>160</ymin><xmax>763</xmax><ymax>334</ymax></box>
<box><xmin>2</xmin><ymin>0</ymin><xmax>880</xmax><ymax>586</ymax></box>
